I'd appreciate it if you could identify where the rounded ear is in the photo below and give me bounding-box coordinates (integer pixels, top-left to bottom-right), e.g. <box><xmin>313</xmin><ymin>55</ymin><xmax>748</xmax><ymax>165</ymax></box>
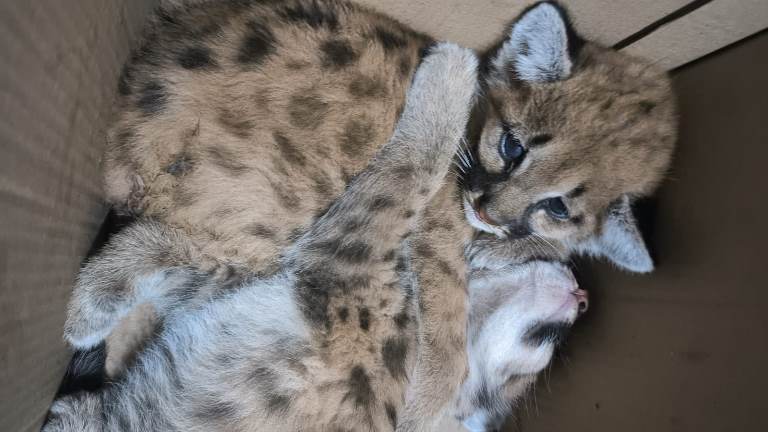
<box><xmin>578</xmin><ymin>195</ymin><xmax>655</xmax><ymax>273</ymax></box>
<box><xmin>487</xmin><ymin>1</ymin><xmax>583</xmax><ymax>83</ymax></box>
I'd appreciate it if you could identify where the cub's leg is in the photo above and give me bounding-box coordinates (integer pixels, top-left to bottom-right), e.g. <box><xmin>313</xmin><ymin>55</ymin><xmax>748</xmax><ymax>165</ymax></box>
<box><xmin>64</xmin><ymin>219</ymin><xmax>239</xmax><ymax>350</ymax></box>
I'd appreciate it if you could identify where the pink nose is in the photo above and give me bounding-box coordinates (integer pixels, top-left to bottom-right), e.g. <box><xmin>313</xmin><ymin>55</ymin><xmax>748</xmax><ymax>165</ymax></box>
<box><xmin>573</xmin><ymin>289</ymin><xmax>589</xmax><ymax>315</ymax></box>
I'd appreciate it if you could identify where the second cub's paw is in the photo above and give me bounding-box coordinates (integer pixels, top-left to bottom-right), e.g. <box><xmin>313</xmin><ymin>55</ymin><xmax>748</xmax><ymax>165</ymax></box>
<box><xmin>407</xmin><ymin>42</ymin><xmax>478</xmax><ymax>127</ymax></box>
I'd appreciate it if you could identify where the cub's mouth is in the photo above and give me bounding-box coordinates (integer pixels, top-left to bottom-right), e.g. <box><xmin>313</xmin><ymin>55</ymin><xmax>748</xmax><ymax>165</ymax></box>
<box><xmin>462</xmin><ymin>196</ymin><xmax>508</xmax><ymax>238</ymax></box>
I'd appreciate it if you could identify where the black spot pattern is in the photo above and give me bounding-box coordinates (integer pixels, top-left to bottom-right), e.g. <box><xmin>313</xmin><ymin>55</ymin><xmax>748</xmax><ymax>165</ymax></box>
<box><xmin>273</xmin><ymin>131</ymin><xmax>306</xmax><ymax>166</ymax></box>
<box><xmin>237</xmin><ymin>20</ymin><xmax>277</xmax><ymax>65</ymax></box>
<box><xmin>381</xmin><ymin>336</ymin><xmax>408</xmax><ymax>380</ymax></box>
<box><xmin>244</xmin><ymin>223</ymin><xmax>276</xmax><ymax>238</ymax></box>
<box><xmin>358</xmin><ymin>306</ymin><xmax>370</xmax><ymax>331</ymax></box>
<box><xmin>348</xmin><ymin>74</ymin><xmax>387</xmax><ymax>98</ymax></box>
<box><xmin>340</xmin><ymin>117</ymin><xmax>375</xmax><ymax>157</ymax></box>
<box><xmin>178</xmin><ymin>46</ymin><xmax>216</xmax><ymax>70</ymax></box>
<box><xmin>279</xmin><ymin>1</ymin><xmax>339</xmax><ymax>31</ymax></box>
<box><xmin>345</xmin><ymin>365</ymin><xmax>374</xmax><ymax>408</ymax></box>
<box><xmin>385</xmin><ymin>402</ymin><xmax>398</xmax><ymax>429</ymax></box>
<box><xmin>320</xmin><ymin>39</ymin><xmax>359</xmax><ymax>68</ymax></box>
<box><xmin>206</xmin><ymin>147</ymin><xmax>250</xmax><ymax>176</ymax></box>
<box><xmin>137</xmin><ymin>81</ymin><xmax>168</xmax><ymax>115</ymax></box>
<box><xmin>288</xmin><ymin>93</ymin><xmax>329</xmax><ymax>129</ymax></box>
<box><xmin>373</xmin><ymin>26</ymin><xmax>407</xmax><ymax>53</ymax></box>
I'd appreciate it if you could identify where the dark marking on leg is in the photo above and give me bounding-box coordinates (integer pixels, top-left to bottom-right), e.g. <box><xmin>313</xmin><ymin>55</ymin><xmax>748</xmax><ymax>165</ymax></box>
<box><xmin>340</xmin><ymin>117</ymin><xmax>375</xmax><ymax>157</ymax></box>
<box><xmin>288</xmin><ymin>93</ymin><xmax>329</xmax><ymax>129</ymax></box>
<box><xmin>273</xmin><ymin>131</ymin><xmax>306</xmax><ymax>166</ymax></box>
<box><xmin>385</xmin><ymin>402</ymin><xmax>398</xmax><ymax>429</ymax></box>
<box><xmin>314</xmin><ymin>171</ymin><xmax>336</xmax><ymax>201</ymax></box>
<box><xmin>382</xmin><ymin>336</ymin><xmax>408</xmax><ymax>380</ymax></box>
<box><xmin>237</xmin><ymin>20</ymin><xmax>277</xmax><ymax>65</ymax></box>
<box><xmin>358</xmin><ymin>306</ymin><xmax>370</xmax><ymax>331</ymax></box>
<box><xmin>349</xmin><ymin>74</ymin><xmax>387</xmax><ymax>99</ymax></box>
<box><xmin>345</xmin><ymin>365</ymin><xmax>374</xmax><ymax>408</ymax></box>
<box><xmin>413</xmin><ymin>241</ymin><xmax>435</xmax><ymax>258</ymax></box>
<box><xmin>137</xmin><ymin>81</ymin><xmax>168</xmax><ymax>115</ymax></box>
<box><xmin>207</xmin><ymin>147</ymin><xmax>250</xmax><ymax>176</ymax></box>
<box><xmin>218</xmin><ymin>108</ymin><xmax>254</xmax><ymax>138</ymax></box>
<box><xmin>178</xmin><ymin>46</ymin><xmax>217</xmax><ymax>70</ymax></box>
<box><xmin>244</xmin><ymin>223</ymin><xmax>276</xmax><ymax>238</ymax></box>
<box><xmin>393</xmin><ymin>310</ymin><xmax>409</xmax><ymax>330</ymax></box>
<box><xmin>320</xmin><ymin>39</ymin><xmax>359</xmax><ymax>68</ymax></box>
<box><xmin>369</xmin><ymin>195</ymin><xmax>395</xmax><ymax>212</ymax></box>
<box><xmin>338</xmin><ymin>306</ymin><xmax>349</xmax><ymax>323</ymax></box>
<box><xmin>382</xmin><ymin>249</ymin><xmax>397</xmax><ymax>262</ymax></box>
<box><xmin>317</xmin><ymin>238</ymin><xmax>372</xmax><ymax>264</ymax></box>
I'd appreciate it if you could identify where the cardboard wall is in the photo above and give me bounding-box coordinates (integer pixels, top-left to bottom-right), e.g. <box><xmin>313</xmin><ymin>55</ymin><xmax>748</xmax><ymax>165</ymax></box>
<box><xmin>0</xmin><ymin>2</ymin><xmax>157</xmax><ymax>431</ymax></box>
<box><xmin>513</xmin><ymin>31</ymin><xmax>768</xmax><ymax>431</ymax></box>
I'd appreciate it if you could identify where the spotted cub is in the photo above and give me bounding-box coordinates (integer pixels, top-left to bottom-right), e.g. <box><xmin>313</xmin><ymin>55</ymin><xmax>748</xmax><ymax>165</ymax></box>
<box><xmin>63</xmin><ymin>0</ymin><xmax>675</xmax><ymax>430</ymax></box>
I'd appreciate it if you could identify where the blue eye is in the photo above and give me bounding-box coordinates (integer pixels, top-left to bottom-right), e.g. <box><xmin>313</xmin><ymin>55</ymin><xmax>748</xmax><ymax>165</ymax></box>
<box><xmin>499</xmin><ymin>132</ymin><xmax>526</xmax><ymax>166</ymax></box>
<box><xmin>544</xmin><ymin>197</ymin><xmax>570</xmax><ymax>219</ymax></box>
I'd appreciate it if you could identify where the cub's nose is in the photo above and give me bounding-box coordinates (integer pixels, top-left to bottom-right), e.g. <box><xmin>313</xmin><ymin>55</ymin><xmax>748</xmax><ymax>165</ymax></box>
<box><xmin>573</xmin><ymin>288</ymin><xmax>589</xmax><ymax>315</ymax></box>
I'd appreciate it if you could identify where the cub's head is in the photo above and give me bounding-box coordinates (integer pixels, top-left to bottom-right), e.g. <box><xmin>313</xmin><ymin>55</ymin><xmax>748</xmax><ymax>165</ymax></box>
<box><xmin>461</xmin><ymin>1</ymin><xmax>676</xmax><ymax>273</ymax></box>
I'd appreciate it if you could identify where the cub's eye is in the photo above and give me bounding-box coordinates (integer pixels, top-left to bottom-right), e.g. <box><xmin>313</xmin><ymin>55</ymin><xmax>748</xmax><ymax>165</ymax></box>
<box><xmin>544</xmin><ymin>197</ymin><xmax>569</xmax><ymax>220</ymax></box>
<box><xmin>499</xmin><ymin>132</ymin><xmax>526</xmax><ymax>167</ymax></box>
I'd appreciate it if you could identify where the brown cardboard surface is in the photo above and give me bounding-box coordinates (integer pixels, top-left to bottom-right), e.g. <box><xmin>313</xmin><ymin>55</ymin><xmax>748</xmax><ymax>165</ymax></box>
<box><xmin>0</xmin><ymin>1</ymin><xmax>157</xmax><ymax>431</ymax></box>
<box><xmin>0</xmin><ymin>1</ymin><xmax>766</xmax><ymax>431</ymax></box>
<box><xmin>512</xmin><ymin>31</ymin><xmax>768</xmax><ymax>431</ymax></box>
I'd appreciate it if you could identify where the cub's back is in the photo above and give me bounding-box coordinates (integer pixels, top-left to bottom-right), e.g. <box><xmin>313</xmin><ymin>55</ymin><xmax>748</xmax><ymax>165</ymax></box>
<box><xmin>107</xmin><ymin>0</ymin><xmax>432</xmax><ymax>270</ymax></box>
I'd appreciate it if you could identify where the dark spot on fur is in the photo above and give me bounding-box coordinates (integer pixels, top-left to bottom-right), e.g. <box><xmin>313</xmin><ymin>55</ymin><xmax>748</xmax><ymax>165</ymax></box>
<box><xmin>272</xmin><ymin>182</ymin><xmax>302</xmax><ymax>210</ymax></box>
<box><xmin>295</xmin><ymin>268</ymin><xmax>333</xmax><ymax>327</ymax></box>
<box><xmin>395</xmin><ymin>254</ymin><xmax>408</xmax><ymax>273</ymax></box>
<box><xmin>218</xmin><ymin>108</ymin><xmax>254</xmax><ymax>138</ymax></box>
<box><xmin>348</xmin><ymin>74</ymin><xmax>387</xmax><ymax>98</ymax></box>
<box><xmin>237</xmin><ymin>20</ymin><xmax>277</xmax><ymax>65</ymax></box>
<box><xmin>369</xmin><ymin>195</ymin><xmax>395</xmax><ymax>212</ymax></box>
<box><xmin>382</xmin><ymin>249</ymin><xmax>397</xmax><ymax>262</ymax></box>
<box><xmin>413</xmin><ymin>241</ymin><xmax>435</xmax><ymax>258</ymax></box>
<box><xmin>207</xmin><ymin>147</ymin><xmax>249</xmax><ymax>175</ymax></box>
<box><xmin>338</xmin><ymin>306</ymin><xmax>349</xmax><ymax>323</ymax></box>
<box><xmin>639</xmin><ymin>100</ymin><xmax>657</xmax><ymax>114</ymax></box>
<box><xmin>345</xmin><ymin>365</ymin><xmax>374</xmax><ymax>408</ymax></box>
<box><xmin>403</xmin><ymin>210</ymin><xmax>415</xmax><ymax>219</ymax></box>
<box><xmin>117</xmin><ymin>65</ymin><xmax>133</xmax><ymax>96</ymax></box>
<box><xmin>244</xmin><ymin>223</ymin><xmax>276</xmax><ymax>238</ymax></box>
<box><xmin>288</xmin><ymin>93</ymin><xmax>329</xmax><ymax>129</ymax></box>
<box><xmin>273</xmin><ymin>131</ymin><xmax>306</xmax><ymax>166</ymax></box>
<box><xmin>340</xmin><ymin>117</ymin><xmax>375</xmax><ymax>157</ymax></box>
<box><xmin>436</xmin><ymin>259</ymin><xmax>454</xmax><ymax>276</ymax></box>
<box><xmin>317</xmin><ymin>238</ymin><xmax>372</xmax><ymax>264</ymax></box>
<box><xmin>320</xmin><ymin>39</ymin><xmax>359</xmax><ymax>68</ymax></box>
<box><xmin>178</xmin><ymin>46</ymin><xmax>216</xmax><ymax>70</ymax></box>
<box><xmin>394</xmin><ymin>310</ymin><xmax>409</xmax><ymax>329</ymax></box>
<box><xmin>474</xmin><ymin>380</ymin><xmax>494</xmax><ymax>411</ymax></box>
<box><xmin>279</xmin><ymin>2</ymin><xmax>339</xmax><ymax>31</ymax></box>
<box><xmin>385</xmin><ymin>402</ymin><xmax>398</xmax><ymax>429</ymax></box>
<box><xmin>166</xmin><ymin>153</ymin><xmax>195</xmax><ymax>176</ymax></box>
<box><xmin>249</xmin><ymin>367</ymin><xmax>292</xmax><ymax>414</ymax></box>
<box><xmin>392</xmin><ymin>165</ymin><xmax>414</xmax><ymax>180</ymax></box>
<box><xmin>137</xmin><ymin>81</ymin><xmax>168</xmax><ymax>115</ymax></box>
<box><xmin>314</xmin><ymin>172</ymin><xmax>336</xmax><ymax>200</ymax></box>
<box><xmin>342</xmin><ymin>218</ymin><xmax>366</xmax><ymax>233</ymax></box>
<box><xmin>358</xmin><ymin>307</ymin><xmax>370</xmax><ymax>331</ymax></box>
<box><xmin>382</xmin><ymin>336</ymin><xmax>408</xmax><ymax>380</ymax></box>
<box><xmin>523</xmin><ymin>321</ymin><xmax>571</xmax><ymax>346</ymax></box>
<box><xmin>373</xmin><ymin>26</ymin><xmax>407</xmax><ymax>53</ymax></box>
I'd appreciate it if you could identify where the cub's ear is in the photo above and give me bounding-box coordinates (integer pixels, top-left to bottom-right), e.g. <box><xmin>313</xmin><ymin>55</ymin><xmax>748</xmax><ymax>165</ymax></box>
<box><xmin>488</xmin><ymin>1</ymin><xmax>582</xmax><ymax>83</ymax></box>
<box><xmin>579</xmin><ymin>195</ymin><xmax>655</xmax><ymax>273</ymax></box>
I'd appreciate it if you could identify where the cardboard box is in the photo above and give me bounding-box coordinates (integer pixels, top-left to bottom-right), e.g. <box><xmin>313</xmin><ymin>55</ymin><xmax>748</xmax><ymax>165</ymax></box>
<box><xmin>0</xmin><ymin>1</ymin><xmax>765</xmax><ymax>431</ymax></box>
